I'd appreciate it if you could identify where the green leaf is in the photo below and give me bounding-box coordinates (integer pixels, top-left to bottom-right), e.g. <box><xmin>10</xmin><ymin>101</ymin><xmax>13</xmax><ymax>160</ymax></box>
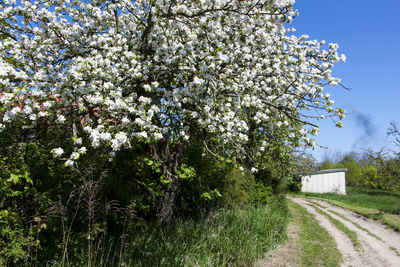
<box><xmin>177</xmin><ymin>164</ymin><xmax>196</xmax><ymax>179</ymax></box>
<box><xmin>160</xmin><ymin>175</ymin><xmax>171</xmax><ymax>185</ymax></box>
<box><xmin>7</xmin><ymin>171</ymin><xmax>32</xmax><ymax>185</ymax></box>
<box><xmin>7</xmin><ymin>174</ymin><xmax>20</xmax><ymax>184</ymax></box>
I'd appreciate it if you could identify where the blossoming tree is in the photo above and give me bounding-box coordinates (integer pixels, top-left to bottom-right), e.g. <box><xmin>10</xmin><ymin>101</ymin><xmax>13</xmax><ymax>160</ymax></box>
<box><xmin>0</xmin><ymin>0</ymin><xmax>346</xmax><ymax>223</ymax></box>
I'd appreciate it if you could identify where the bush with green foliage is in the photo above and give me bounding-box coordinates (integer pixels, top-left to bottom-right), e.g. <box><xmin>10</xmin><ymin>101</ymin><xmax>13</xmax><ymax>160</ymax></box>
<box><xmin>0</xmin><ymin>154</ymin><xmax>37</xmax><ymax>265</ymax></box>
<box><xmin>0</xmin><ymin>145</ymin><xmax>51</xmax><ymax>264</ymax></box>
<box><xmin>339</xmin><ymin>156</ymin><xmax>362</xmax><ymax>186</ymax></box>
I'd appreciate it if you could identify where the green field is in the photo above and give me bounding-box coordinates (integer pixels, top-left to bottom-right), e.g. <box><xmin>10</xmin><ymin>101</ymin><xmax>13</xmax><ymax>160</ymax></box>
<box><xmin>301</xmin><ymin>187</ymin><xmax>400</xmax><ymax>215</ymax></box>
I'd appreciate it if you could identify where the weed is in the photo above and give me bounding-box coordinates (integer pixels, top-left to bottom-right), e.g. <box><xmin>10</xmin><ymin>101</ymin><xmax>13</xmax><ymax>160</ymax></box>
<box><xmin>389</xmin><ymin>246</ymin><xmax>400</xmax><ymax>257</ymax></box>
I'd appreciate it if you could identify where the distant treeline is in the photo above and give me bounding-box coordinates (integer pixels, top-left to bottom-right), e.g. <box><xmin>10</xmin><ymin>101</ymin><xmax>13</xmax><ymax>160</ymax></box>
<box><xmin>288</xmin><ymin>148</ymin><xmax>400</xmax><ymax>193</ymax></box>
<box><xmin>321</xmin><ymin>149</ymin><xmax>400</xmax><ymax>191</ymax></box>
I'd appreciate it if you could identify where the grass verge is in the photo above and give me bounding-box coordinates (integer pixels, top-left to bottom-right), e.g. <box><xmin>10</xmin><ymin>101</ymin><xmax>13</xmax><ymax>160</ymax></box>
<box><xmin>308</xmin><ymin>203</ymin><xmax>360</xmax><ymax>248</ymax></box>
<box><xmin>381</xmin><ymin>214</ymin><xmax>400</xmax><ymax>231</ymax></box>
<box><xmin>289</xmin><ymin>200</ymin><xmax>342</xmax><ymax>267</ymax></box>
<box><xmin>126</xmin><ymin>197</ymin><xmax>289</xmax><ymax>266</ymax></box>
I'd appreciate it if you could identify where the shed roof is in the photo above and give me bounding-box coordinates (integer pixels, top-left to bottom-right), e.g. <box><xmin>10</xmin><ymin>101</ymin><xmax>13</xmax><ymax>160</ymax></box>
<box><xmin>311</xmin><ymin>168</ymin><xmax>347</xmax><ymax>175</ymax></box>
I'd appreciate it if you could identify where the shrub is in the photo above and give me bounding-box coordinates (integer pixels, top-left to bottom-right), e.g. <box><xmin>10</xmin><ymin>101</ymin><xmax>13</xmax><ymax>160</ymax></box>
<box><xmin>286</xmin><ymin>174</ymin><xmax>303</xmax><ymax>192</ymax></box>
<box><xmin>0</xmin><ymin>150</ymin><xmax>38</xmax><ymax>264</ymax></box>
<box><xmin>361</xmin><ymin>165</ymin><xmax>379</xmax><ymax>189</ymax></box>
<box><xmin>340</xmin><ymin>157</ymin><xmax>362</xmax><ymax>186</ymax></box>
<box><xmin>248</xmin><ymin>183</ymin><xmax>273</xmax><ymax>206</ymax></box>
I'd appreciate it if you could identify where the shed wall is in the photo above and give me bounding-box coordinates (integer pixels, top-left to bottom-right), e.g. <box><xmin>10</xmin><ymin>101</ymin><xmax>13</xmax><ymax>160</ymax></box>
<box><xmin>301</xmin><ymin>171</ymin><xmax>346</xmax><ymax>194</ymax></box>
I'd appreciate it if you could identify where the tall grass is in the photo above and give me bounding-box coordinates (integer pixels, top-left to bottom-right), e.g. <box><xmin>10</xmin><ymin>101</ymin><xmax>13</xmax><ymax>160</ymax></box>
<box><xmin>44</xmin><ymin>198</ymin><xmax>289</xmax><ymax>266</ymax></box>
<box><xmin>124</xmin><ymin>197</ymin><xmax>288</xmax><ymax>266</ymax></box>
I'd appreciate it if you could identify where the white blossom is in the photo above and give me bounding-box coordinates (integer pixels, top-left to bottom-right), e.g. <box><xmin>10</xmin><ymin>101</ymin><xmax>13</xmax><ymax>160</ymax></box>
<box><xmin>70</xmin><ymin>152</ymin><xmax>80</xmax><ymax>160</ymax></box>
<box><xmin>121</xmin><ymin>117</ymin><xmax>130</xmax><ymax>124</ymax></box>
<box><xmin>57</xmin><ymin>115</ymin><xmax>66</xmax><ymax>124</ymax></box>
<box><xmin>0</xmin><ymin>0</ymin><xmax>345</xmax><ymax>165</ymax></box>
<box><xmin>23</xmin><ymin>106</ymin><xmax>32</xmax><ymax>115</ymax></box>
<box><xmin>152</xmin><ymin>81</ymin><xmax>159</xmax><ymax>88</ymax></box>
<box><xmin>52</xmin><ymin>147</ymin><xmax>64</xmax><ymax>157</ymax></box>
<box><xmin>154</xmin><ymin>132</ymin><xmax>163</xmax><ymax>140</ymax></box>
<box><xmin>79</xmin><ymin>146</ymin><xmax>87</xmax><ymax>154</ymax></box>
<box><xmin>29</xmin><ymin>114</ymin><xmax>37</xmax><ymax>121</ymax></box>
<box><xmin>74</xmin><ymin>138</ymin><xmax>82</xmax><ymax>145</ymax></box>
<box><xmin>65</xmin><ymin>159</ymin><xmax>74</xmax><ymax>167</ymax></box>
<box><xmin>143</xmin><ymin>84</ymin><xmax>151</xmax><ymax>92</ymax></box>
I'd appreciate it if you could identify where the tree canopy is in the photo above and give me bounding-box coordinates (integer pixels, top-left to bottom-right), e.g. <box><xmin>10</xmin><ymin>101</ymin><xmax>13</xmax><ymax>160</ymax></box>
<box><xmin>0</xmin><ymin>0</ymin><xmax>346</xmax><ymax>222</ymax></box>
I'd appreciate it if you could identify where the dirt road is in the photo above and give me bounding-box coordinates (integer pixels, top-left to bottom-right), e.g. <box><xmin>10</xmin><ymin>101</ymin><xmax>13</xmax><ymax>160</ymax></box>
<box><xmin>290</xmin><ymin>197</ymin><xmax>400</xmax><ymax>267</ymax></box>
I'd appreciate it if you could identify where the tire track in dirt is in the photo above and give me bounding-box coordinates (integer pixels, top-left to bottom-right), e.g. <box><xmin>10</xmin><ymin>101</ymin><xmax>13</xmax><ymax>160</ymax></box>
<box><xmin>307</xmin><ymin>198</ymin><xmax>400</xmax><ymax>266</ymax></box>
<box><xmin>290</xmin><ymin>197</ymin><xmax>400</xmax><ymax>266</ymax></box>
<box><xmin>290</xmin><ymin>197</ymin><xmax>364</xmax><ymax>266</ymax></box>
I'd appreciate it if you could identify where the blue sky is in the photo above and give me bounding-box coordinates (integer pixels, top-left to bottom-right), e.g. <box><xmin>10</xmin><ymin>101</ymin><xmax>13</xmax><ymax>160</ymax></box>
<box><xmin>291</xmin><ymin>0</ymin><xmax>400</xmax><ymax>161</ymax></box>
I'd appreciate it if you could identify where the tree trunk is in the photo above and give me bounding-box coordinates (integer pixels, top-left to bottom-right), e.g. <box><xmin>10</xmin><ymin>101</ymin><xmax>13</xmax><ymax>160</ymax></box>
<box><xmin>151</xmin><ymin>140</ymin><xmax>185</xmax><ymax>224</ymax></box>
<box><xmin>157</xmin><ymin>164</ymin><xmax>179</xmax><ymax>224</ymax></box>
